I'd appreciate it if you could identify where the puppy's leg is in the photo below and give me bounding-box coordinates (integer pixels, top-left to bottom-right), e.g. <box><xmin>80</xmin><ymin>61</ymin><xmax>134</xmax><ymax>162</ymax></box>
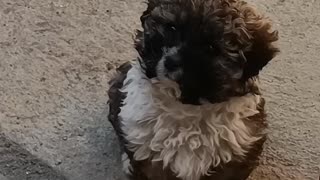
<box><xmin>122</xmin><ymin>153</ymin><xmax>133</xmax><ymax>176</ymax></box>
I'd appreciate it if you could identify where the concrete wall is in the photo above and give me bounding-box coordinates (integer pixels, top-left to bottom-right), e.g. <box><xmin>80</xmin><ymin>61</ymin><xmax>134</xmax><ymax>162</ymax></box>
<box><xmin>0</xmin><ymin>0</ymin><xmax>319</xmax><ymax>179</ymax></box>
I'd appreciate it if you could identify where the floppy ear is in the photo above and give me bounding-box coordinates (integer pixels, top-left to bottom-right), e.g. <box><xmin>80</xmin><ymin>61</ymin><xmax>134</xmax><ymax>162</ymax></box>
<box><xmin>242</xmin><ymin>26</ymin><xmax>279</xmax><ymax>80</ymax></box>
<box><xmin>134</xmin><ymin>0</ymin><xmax>162</xmax><ymax>78</ymax></box>
<box><xmin>135</xmin><ymin>0</ymin><xmax>160</xmax><ymax>52</ymax></box>
<box><xmin>240</xmin><ymin>6</ymin><xmax>280</xmax><ymax>80</ymax></box>
<box><xmin>140</xmin><ymin>0</ymin><xmax>159</xmax><ymax>25</ymax></box>
<box><xmin>134</xmin><ymin>0</ymin><xmax>156</xmax><ymax>61</ymax></box>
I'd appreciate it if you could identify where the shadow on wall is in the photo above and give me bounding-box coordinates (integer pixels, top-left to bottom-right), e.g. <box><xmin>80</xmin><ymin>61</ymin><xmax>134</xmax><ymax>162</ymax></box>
<box><xmin>85</xmin><ymin>106</ymin><xmax>125</xmax><ymax>180</ymax></box>
<box><xmin>0</xmin><ymin>131</ymin><xmax>67</xmax><ymax>180</ymax></box>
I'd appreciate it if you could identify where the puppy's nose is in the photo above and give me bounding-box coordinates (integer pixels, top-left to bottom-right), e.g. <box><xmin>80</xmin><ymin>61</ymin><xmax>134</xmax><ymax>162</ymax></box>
<box><xmin>164</xmin><ymin>56</ymin><xmax>181</xmax><ymax>72</ymax></box>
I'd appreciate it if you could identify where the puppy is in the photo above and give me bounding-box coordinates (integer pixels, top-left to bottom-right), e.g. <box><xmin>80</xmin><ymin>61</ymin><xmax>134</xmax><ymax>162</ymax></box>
<box><xmin>108</xmin><ymin>0</ymin><xmax>279</xmax><ymax>179</ymax></box>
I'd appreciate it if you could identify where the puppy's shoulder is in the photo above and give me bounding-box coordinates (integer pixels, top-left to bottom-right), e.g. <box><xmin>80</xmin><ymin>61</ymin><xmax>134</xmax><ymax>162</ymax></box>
<box><xmin>107</xmin><ymin>61</ymin><xmax>132</xmax><ymax>142</ymax></box>
<box><xmin>108</xmin><ymin>61</ymin><xmax>132</xmax><ymax>88</ymax></box>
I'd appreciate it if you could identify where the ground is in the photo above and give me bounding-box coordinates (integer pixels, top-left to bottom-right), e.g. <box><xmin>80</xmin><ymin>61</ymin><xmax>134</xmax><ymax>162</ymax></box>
<box><xmin>0</xmin><ymin>0</ymin><xmax>319</xmax><ymax>180</ymax></box>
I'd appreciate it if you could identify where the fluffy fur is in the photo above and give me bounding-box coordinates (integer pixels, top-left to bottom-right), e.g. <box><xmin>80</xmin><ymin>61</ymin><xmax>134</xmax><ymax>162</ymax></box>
<box><xmin>120</xmin><ymin>64</ymin><xmax>263</xmax><ymax>180</ymax></box>
<box><xmin>135</xmin><ymin>0</ymin><xmax>278</xmax><ymax>104</ymax></box>
<box><xmin>108</xmin><ymin>0</ymin><xmax>279</xmax><ymax>179</ymax></box>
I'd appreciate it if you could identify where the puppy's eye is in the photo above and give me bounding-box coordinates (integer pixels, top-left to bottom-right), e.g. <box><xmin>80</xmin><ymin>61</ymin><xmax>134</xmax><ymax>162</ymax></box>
<box><xmin>166</xmin><ymin>25</ymin><xmax>176</xmax><ymax>32</ymax></box>
<box><xmin>164</xmin><ymin>25</ymin><xmax>178</xmax><ymax>47</ymax></box>
<box><xmin>170</xmin><ymin>26</ymin><xmax>176</xmax><ymax>31</ymax></box>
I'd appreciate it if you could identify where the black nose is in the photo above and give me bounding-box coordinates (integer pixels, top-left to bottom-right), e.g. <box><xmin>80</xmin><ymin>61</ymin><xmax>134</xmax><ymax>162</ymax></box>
<box><xmin>164</xmin><ymin>56</ymin><xmax>181</xmax><ymax>72</ymax></box>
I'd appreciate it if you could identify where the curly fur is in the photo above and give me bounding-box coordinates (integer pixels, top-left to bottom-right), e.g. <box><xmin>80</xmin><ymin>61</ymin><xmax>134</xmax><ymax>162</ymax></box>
<box><xmin>119</xmin><ymin>64</ymin><xmax>264</xmax><ymax>180</ymax></box>
<box><xmin>135</xmin><ymin>0</ymin><xmax>278</xmax><ymax>104</ymax></box>
<box><xmin>108</xmin><ymin>0</ymin><xmax>279</xmax><ymax>180</ymax></box>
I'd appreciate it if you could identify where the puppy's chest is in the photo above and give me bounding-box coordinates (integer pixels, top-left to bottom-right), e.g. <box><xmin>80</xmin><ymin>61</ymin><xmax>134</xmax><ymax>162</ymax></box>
<box><xmin>119</xmin><ymin>65</ymin><xmax>262</xmax><ymax>180</ymax></box>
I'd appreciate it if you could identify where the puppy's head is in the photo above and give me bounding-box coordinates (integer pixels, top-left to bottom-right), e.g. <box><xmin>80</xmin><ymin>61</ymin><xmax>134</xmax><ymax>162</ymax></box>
<box><xmin>135</xmin><ymin>0</ymin><xmax>279</xmax><ymax>104</ymax></box>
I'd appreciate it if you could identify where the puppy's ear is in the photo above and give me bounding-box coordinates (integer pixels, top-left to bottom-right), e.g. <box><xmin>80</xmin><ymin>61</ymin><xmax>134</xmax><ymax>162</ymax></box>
<box><xmin>241</xmin><ymin>10</ymin><xmax>279</xmax><ymax>80</ymax></box>
<box><xmin>135</xmin><ymin>0</ymin><xmax>158</xmax><ymax>57</ymax></box>
<box><xmin>140</xmin><ymin>0</ymin><xmax>158</xmax><ymax>25</ymax></box>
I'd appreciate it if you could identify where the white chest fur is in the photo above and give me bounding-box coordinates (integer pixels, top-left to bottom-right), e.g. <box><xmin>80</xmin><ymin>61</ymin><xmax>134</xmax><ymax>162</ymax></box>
<box><xmin>119</xmin><ymin>64</ymin><xmax>262</xmax><ymax>180</ymax></box>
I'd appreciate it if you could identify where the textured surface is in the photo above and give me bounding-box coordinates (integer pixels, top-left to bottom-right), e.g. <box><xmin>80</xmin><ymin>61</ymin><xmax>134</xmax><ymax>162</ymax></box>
<box><xmin>0</xmin><ymin>0</ymin><xmax>319</xmax><ymax>180</ymax></box>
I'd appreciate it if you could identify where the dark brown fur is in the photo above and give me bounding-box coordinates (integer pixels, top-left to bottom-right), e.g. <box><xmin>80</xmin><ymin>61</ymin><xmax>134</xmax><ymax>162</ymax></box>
<box><xmin>107</xmin><ymin>62</ymin><xmax>133</xmax><ymax>156</ymax></box>
<box><xmin>108</xmin><ymin>0</ymin><xmax>278</xmax><ymax>179</ymax></box>
<box><xmin>135</xmin><ymin>0</ymin><xmax>278</xmax><ymax>104</ymax></box>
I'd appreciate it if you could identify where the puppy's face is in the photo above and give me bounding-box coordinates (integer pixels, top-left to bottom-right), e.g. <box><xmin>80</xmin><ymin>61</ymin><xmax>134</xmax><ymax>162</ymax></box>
<box><xmin>135</xmin><ymin>0</ymin><xmax>278</xmax><ymax>104</ymax></box>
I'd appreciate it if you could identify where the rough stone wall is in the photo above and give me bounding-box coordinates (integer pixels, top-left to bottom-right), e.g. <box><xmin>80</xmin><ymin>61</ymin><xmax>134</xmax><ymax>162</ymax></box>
<box><xmin>0</xmin><ymin>0</ymin><xmax>319</xmax><ymax>180</ymax></box>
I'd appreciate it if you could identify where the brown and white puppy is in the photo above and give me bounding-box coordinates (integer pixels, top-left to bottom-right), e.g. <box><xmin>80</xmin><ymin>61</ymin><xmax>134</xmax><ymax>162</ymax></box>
<box><xmin>108</xmin><ymin>0</ymin><xmax>279</xmax><ymax>180</ymax></box>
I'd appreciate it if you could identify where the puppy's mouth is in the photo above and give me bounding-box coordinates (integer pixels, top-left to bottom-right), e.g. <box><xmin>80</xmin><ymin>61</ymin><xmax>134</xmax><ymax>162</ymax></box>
<box><xmin>151</xmin><ymin>78</ymin><xmax>181</xmax><ymax>99</ymax></box>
